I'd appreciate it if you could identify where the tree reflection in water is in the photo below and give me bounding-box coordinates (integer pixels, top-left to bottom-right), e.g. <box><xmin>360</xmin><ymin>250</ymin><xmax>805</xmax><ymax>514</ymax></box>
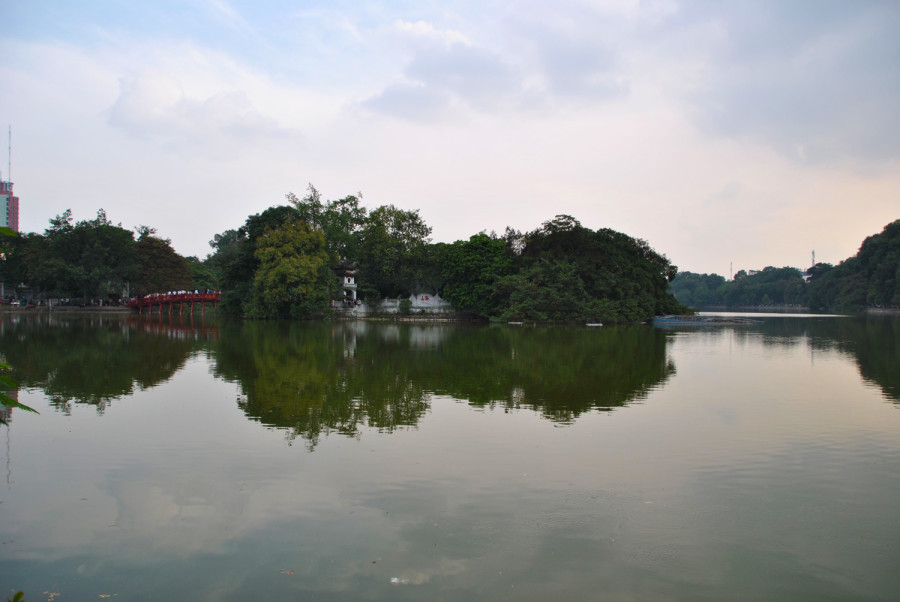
<box><xmin>0</xmin><ymin>313</ymin><xmax>215</xmax><ymax>413</ymax></box>
<box><xmin>4</xmin><ymin>314</ymin><xmax>896</xmax><ymax>449</ymax></box>
<box><xmin>210</xmin><ymin>322</ymin><xmax>675</xmax><ymax>448</ymax></box>
<box><xmin>728</xmin><ymin>316</ymin><xmax>900</xmax><ymax>403</ymax></box>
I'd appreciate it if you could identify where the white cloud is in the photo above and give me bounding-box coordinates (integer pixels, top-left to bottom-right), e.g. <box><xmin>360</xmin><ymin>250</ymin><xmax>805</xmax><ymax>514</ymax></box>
<box><xmin>671</xmin><ymin>0</ymin><xmax>900</xmax><ymax>165</ymax></box>
<box><xmin>395</xmin><ymin>20</ymin><xmax>473</xmax><ymax>47</ymax></box>
<box><xmin>106</xmin><ymin>68</ymin><xmax>293</xmax><ymax>153</ymax></box>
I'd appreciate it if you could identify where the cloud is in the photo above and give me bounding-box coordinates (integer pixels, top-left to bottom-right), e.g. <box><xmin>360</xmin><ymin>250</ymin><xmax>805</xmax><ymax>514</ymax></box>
<box><xmin>405</xmin><ymin>44</ymin><xmax>522</xmax><ymax>109</ymax></box>
<box><xmin>362</xmin><ymin>82</ymin><xmax>456</xmax><ymax>123</ymax></box>
<box><xmin>395</xmin><ymin>20</ymin><xmax>473</xmax><ymax>47</ymax></box>
<box><xmin>106</xmin><ymin>68</ymin><xmax>291</xmax><ymax>152</ymax></box>
<box><xmin>669</xmin><ymin>0</ymin><xmax>900</xmax><ymax>164</ymax></box>
<box><xmin>532</xmin><ymin>31</ymin><xmax>627</xmax><ymax>99</ymax></box>
<box><xmin>363</xmin><ymin>35</ymin><xmax>524</xmax><ymax>119</ymax></box>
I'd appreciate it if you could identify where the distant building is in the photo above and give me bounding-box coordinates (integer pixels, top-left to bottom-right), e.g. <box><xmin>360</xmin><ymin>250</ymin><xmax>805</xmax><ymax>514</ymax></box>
<box><xmin>0</xmin><ymin>178</ymin><xmax>19</xmax><ymax>232</ymax></box>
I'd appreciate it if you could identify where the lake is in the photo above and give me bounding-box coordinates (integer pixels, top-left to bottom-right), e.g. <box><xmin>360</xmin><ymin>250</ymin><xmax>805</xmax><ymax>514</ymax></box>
<box><xmin>1</xmin><ymin>313</ymin><xmax>898</xmax><ymax>600</ymax></box>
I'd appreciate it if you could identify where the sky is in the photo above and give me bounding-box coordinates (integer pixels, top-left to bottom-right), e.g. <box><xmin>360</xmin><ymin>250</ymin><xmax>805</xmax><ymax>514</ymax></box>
<box><xmin>1</xmin><ymin>0</ymin><xmax>898</xmax><ymax>276</ymax></box>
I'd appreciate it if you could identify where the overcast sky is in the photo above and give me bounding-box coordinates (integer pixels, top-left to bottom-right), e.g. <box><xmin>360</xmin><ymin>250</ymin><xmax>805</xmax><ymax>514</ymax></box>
<box><xmin>1</xmin><ymin>0</ymin><xmax>897</xmax><ymax>275</ymax></box>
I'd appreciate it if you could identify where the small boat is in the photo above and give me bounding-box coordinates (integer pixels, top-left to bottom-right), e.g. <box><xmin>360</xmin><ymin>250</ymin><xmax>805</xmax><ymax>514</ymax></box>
<box><xmin>652</xmin><ymin>315</ymin><xmax>761</xmax><ymax>326</ymax></box>
<box><xmin>586</xmin><ymin>323</ymin><xmax>603</xmax><ymax>327</ymax></box>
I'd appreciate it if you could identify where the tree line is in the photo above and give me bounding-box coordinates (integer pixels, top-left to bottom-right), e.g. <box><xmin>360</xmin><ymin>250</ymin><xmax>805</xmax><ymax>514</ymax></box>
<box><xmin>0</xmin><ymin>186</ymin><xmax>686</xmax><ymax>321</ymax></box>
<box><xmin>670</xmin><ymin>219</ymin><xmax>900</xmax><ymax>311</ymax></box>
<box><xmin>1</xmin><ymin>209</ymin><xmax>198</xmax><ymax>302</ymax></box>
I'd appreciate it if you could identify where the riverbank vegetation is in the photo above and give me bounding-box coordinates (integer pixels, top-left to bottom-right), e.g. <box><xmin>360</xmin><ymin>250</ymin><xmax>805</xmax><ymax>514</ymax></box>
<box><xmin>670</xmin><ymin>219</ymin><xmax>900</xmax><ymax>312</ymax></box>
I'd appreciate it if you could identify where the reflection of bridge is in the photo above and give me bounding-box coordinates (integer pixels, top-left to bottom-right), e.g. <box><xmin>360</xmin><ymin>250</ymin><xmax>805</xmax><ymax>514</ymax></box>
<box><xmin>126</xmin><ymin>291</ymin><xmax>220</xmax><ymax>315</ymax></box>
<box><xmin>132</xmin><ymin>316</ymin><xmax>220</xmax><ymax>340</ymax></box>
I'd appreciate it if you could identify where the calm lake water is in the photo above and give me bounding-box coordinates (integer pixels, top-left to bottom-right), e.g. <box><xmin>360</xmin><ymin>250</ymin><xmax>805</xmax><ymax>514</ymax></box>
<box><xmin>1</xmin><ymin>313</ymin><xmax>898</xmax><ymax>601</ymax></box>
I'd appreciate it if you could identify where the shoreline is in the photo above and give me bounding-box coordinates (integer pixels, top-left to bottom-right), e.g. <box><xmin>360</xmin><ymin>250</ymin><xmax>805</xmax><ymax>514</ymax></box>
<box><xmin>1</xmin><ymin>306</ymin><xmax>132</xmax><ymax>313</ymax></box>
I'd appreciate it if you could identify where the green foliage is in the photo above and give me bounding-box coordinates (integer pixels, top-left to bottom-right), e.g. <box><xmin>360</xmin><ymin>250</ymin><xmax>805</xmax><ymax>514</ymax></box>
<box><xmin>668</xmin><ymin>272</ymin><xmax>727</xmax><ymax>307</ymax></box>
<box><xmin>0</xmin><ymin>209</ymin><xmax>208</xmax><ymax>306</ymax></box>
<box><xmin>723</xmin><ymin>266</ymin><xmax>805</xmax><ymax>306</ymax></box>
<box><xmin>208</xmin><ymin>207</ymin><xmax>297</xmax><ymax>315</ymax></box>
<box><xmin>288</xmin><ymin>184</ymin><xmax>368</xmax><ymax>260</ymax></box>
<box><xmin>248</xmin><ymin>219</ymin><xmax>332</xmax><ymax>318</ymax></box>
<box><xmin>39</xmin><ymin>209</ymin><xmax>139</xmax><ymax>299</ymax></box>
<box><xmin>357</xmin><ymin>204</ymin><xmax>431</xmax><ymax>298</ymax></box>
<box><xmin>673</xmin><ymin>267</ymin><xmax>806</xmax><ymax>308</ymax></box>
<box><xmin>186</xmin><ymin>256</ymin><xmax>218</xmax><ymax>290</ymax></box>
<box><xmin>670</xmin><ymin>220</ymin><xmax>900</xmax><ymax>313</ymax></box>
<box><xmin>437</xmin><ymin>233</ymin><xmax>515</xmax><ymax>316</ymax></box>
<box><xmin>853</xmin><ymin>219</ymin><xmax>900</xmax><ymax>307</ymax></box>
<box><xmin>206</xmin><ymin>228</ymin><xmax>249</xmax><ymax>312</ymax></box>
<box><xmin>0</xmin><ymin>233</ymin><xmax>48</xmax><ymax>296</ymax></box>
<box><xmin>1</xmin><ymin>209</ymin><xmax>142</xmax><ymax>302</ymax></box>
<box><xmin>493</xmin><ymin>216</ymin><xmax>685</xmax><ymax>322</ymax></box>
<box><xmin>133</xmin><ymin>236</ymin><xmax>193</xmax><ymax>294</ymax></box>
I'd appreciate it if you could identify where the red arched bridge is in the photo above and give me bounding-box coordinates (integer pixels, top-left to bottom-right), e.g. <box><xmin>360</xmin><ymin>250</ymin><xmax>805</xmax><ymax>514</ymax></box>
<box><xmin>127</xmin><ymin>291</ymin><xmax>220</xmax><ymax>314</ymax></box>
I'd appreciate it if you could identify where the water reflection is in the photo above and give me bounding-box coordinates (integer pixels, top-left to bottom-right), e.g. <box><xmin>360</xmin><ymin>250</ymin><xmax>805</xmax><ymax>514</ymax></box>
<box><xmin>0</xmin><ymin>313</ymin><xmax>215</xmax><ymax>413</ymax></box>
<box><xmin>745</xmin><ymin>317</ymin><xmax>899</xmax><ymax>402</ymax></box>
<box><xmin>656</xmin><ymin>316</ymin><xmax>900</xmax><ymax>404</ymax></box>
<box><xmin>3</xmin><ymin>315</ymin><xmax>898</xmax><ymax>600</ymax></box>
<box><xmin>4</xmin><ymin>313</ymin><xmax>897</xmax><ymax>439</ymax></box>
<box><xmin>209</xmin><ymin>321</ymin><xmax>675</xmax><ymax>448</ymax></box>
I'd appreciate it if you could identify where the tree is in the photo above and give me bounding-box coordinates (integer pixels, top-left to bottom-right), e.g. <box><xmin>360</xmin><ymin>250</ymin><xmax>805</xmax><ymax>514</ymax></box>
<box><xmin>287</xmin><ymin>184</ymin><xmax>324</xmax><ymax>228</ymax></box>
<box><xmin>507</xmin><ymin>216</ymin><xmax>685</xmax><ymax>321</ymax></box>
<box><xmin>186</xmin><ymin>256</ymin><xmax>218</xmax><ymax>291</ymax></box>
<box><xmin>358</xmin><ymin>205</ymin><xmax>432</xmax><ymax>298</ymax></box>
<box><xmin>494</xmin><ymin>259</ymin><xmax>593</xmax><ymax>322</ymax></box>
<box><xmin>438</xmin><ymin>233</ymin><xmax>515</xmax><ymax>315</ymax></box>
<box><xmin>320</xmin><ymin>194</ymin><xmax>367</xmax><ymax>260</ymax></box>
<box><xmin>133</xmin><ymin>236</ymin><xmax>193</xmax><ymax>294</ymax></box>
<box><xmin>668</xmin><ymin>272</ymin><xmax>727</xmax><ymax>308</ymax></box>
<box><xmin>248</xmin><ymin>219</ymin><xmax>332</xmax><ymax>318</ymax></box>
<box><xmin>36</xmin><ymin>209</ymin><xmax>139</xmax><ymax>301</ymax></box>
<box><xmin>208</xmin><ymin>206</ymin><xmax>299</xmax><ymax>315</ymax></box>
<box><xmin>0</xmin><ymin>233</ymin><xmax>49</xmax><ymax>299</ymax></box>
<box><xmin>288</xmin><ymin>184</ymin><xmax>368</xmax><ymax>259</ymax></box>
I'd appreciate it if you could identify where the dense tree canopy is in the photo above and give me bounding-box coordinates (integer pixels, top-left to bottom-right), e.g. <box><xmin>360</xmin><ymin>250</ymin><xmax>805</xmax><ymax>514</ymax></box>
<box><xmin>0</xmin><ymin>210</ymin><xmax>200</xmax><ymax>303</ymax></box>
<box><xmin>495</xmin><ymin>216</ymin><xmax>684</xmax><ymax>322</ymax></box>
<box><xmin>133</xmin><ymin>234</ymin><xmax>193</xmax><ymax>295</ymax></box>
<box><xmin>357</xmin><ymin>204</ymin><xmax>431</xmax><ymax>299</ymax></box>
<box><xmin>249</xmin><ymin>219</ymin><xmax>332</xmax><ymax>318</ymax></box>
<box><xmin>434</xmin><ymin>233</ymin><xmax>515</xmax><ymax>316</ymax></box>
<box><xmin>203</xmin><ymin>201</ymin><xmax>687</xmax><ymax>321</ymax></box>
